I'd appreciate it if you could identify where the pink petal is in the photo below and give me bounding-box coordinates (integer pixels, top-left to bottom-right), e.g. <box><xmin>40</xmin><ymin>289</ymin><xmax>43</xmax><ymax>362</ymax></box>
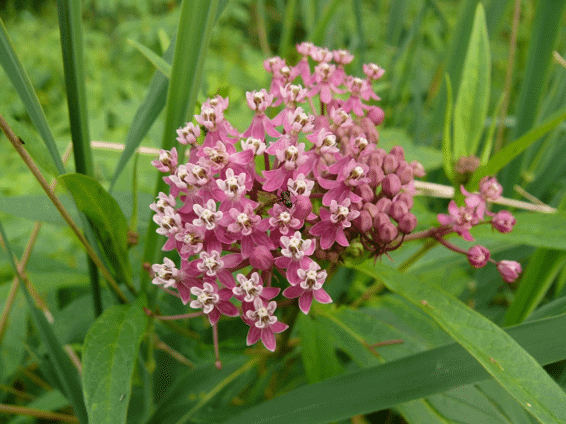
<box><xmin>320</xmin><ymin>229</ymin><xmax>336</xmax><ymax>250</ymax></box>
<box><xmin>271</xmin><ymin>321</ymin><xmax>289</xmax><ymax>334</ymax></box>
<box><xmin>313</xmin><ymin>288</ymin><xmax>332</xmax><ymax>304</ymax></box>
<box><xmin>334</xmin><ymin>228</ymin><xmax>349</xmax><ymax>247</ymax></box>
<box><xmin>208</xmin><ymin>308</ymin><xmax>221</xmax><ymax>325</ymax></box>
<box><xmin>283</xmin><ymin>285</ymin><xmax>305</xmax><ymax>298</ymax></box>
<box><xmin>261</xmin><ymin>327</ymin><xmax>277</xmax><ymax>352</ymax></box>
<box><xmin>176</xmin><ymin>284</ymin><xmax>192</xmax><ymax>305</ymax></box>
<box><xmin>298</xmin><ymin>290</ymin><xmax>314</xmax><ymax>314</ymax></box>
<box><xmin>217</xmin><ymin>301</ymin><xmax>239</xmax><ymax>317</ymax></box>
<box><xmin>247</xmin><ymin>325</ymin><xmax>261</xmax><ymax>346</ymax></box>
<box><xmin>261</xmin><ymin>287</ymin><xmax>281</xmax><ymax>300</ymax></box>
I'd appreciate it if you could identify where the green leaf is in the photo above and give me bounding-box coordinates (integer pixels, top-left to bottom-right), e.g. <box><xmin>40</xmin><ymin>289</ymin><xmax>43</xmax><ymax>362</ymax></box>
<box><xmin>59</xmin><ymin>174</ymin><xmax>132</xmax><ymax>284</ymax></box>
<box><xmin>469</xmin><ymin>107</ymin><xmax>566</xmax><ymax>188</ymax></box>
<box><xmin>359</xmin><ymin>263</ymin><xmax>566</xmax><ymax>423</ymax></box>
<box><xmin>57</xmin><ymin>0</ymin><xmax>93</xmax><ymax>176</ymax></box>
<box><xmin>310</xmin><ymin>0</ymin><xmax>342</xmax><ymax>48</ymax></box>
<box><xmin>452</xmin><ymin>2</ymin><xmax>490</xmax><ymax>158</ymax></box>
<box><xmin>503</xmin><ymin>249</ymin><xmax>566</xmax><ymax>326</ymax></box>
<box><xmin>82</xmin><ymin>301</ymin><xmax>148</xmax><ymax>424</ymax></box>
<box><xmin>0</xmin><ymin>17</ymin><xmax>65</xmax><ymax>175</ymax></box>
<box><xmin>127</xmin><ymin>38</ymin><xmax>172</xmax><ymax>78</ymax></box>
<box><xmin>220</xmin><ymin>313</ymin><xmax>566</xmax><ymax>424</ymax></box>
<box><xmin>442</xmin><ymin>73</ymin><xmax>455</xmax><ymax>181</ymax></box>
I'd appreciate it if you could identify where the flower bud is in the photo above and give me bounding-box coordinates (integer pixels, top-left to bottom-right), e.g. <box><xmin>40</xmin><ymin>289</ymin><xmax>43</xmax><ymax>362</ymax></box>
<box><xmin>373</xmin><ymin>212</ymin><xmax>390</xmax><ymax>230</ymax></box>
<box><xmin>369</xmin><ymin>151</ymin><xmax>385</xmax><ymax>168</ymax></box>
<box><xmin>367</xmin><ymin>106</ymin><xmax>385</xmax><ymax>125</ymax></box>
<box><xmin>362</xmin><ymin>202</ymin><xmax>379</xmax><ymax>218</ymax></box>
<box><xmin>345</xmin><ymin>240</ymin><xmax>364</xmax><ymax>258</ymax></box>
<box><xmin>381</xmin><ymin>174</ymin><xmax>402</xmax><ymax>198</ymax></box>
<box><xmin>396</xmin><ymin>162</ymin><xmax>413</xmax><ymax>185</ymax></box>
<box><xmin>395</xmin><ymin>192</ymin><xmax>414</xmax><ymax>210</ymax></box>
<box><xmin>250</xmin><ymin>245</ymin><xmax>274</xmax><ymax>270</ymax></box>
<box><xmin>353</xmin><ymin>210</ymin><xmax>373</xmax><ymax>233</ymax></box>
<box><xmin>382</xmin><ymin>154</ymin><xmax>399</xmax><ymax>174</ymax></box>
<box><xmin>410</xmin><ymin>160</ymin><xmax>426</xmax><ymax>178</ymax></box>
<box><xmin>327</xmin><ymin>252</ymin><xmax>340</xmax><ymax>263</ymax></box>
<box><xmin>293</xmin><ymin>195</ymin><xmax>313</xmax><ymax>220</ymax></box>
<box><xmin>375</xmin><ymin>198</ymin><xmax>392</xmax><ymax>214</ymax></box>
<box><xmin>368</xmin><ymin>167</ymin><xmax>384</xmax><ymax>187</ymax></box>
<box><xmin>497</xmin><ymin>260</ymin><xmax>522</xmax><ymax>283</ymax></box>
<box><xmin>389</xmin><ymin>146</ymin><xmax>405</xmax><ymax>162</ymax></box>
<box><xmin>398</xmin><ymin>213</ymin><xmax>417</xmax><ymax>234</ymax></box>
<box><xmin>479</xmin><ymin>176</ymin><xmax>503</xmax><ymax>201</ymax></box>
<box><xmin>314</xmin><ymin>249</ymin><xmax>327</xmax><ymax>261</ymax></box>
<box><xmin>390</xmin><ymin>200</ymin><xmax>409</xmax><ymax>222</ymax></box>
<box><xmin>491</xmin><ymin>210</ymin><xmax>516</xmax><ymax>234</ymax></box>
<box><xmin>467</xmin><ymin>245</ymin><xmax>490</xmax><ymax>268</ymax></box>
<box><xmin>359</xmin><ymin>117</ymin><xmax>379</xmax><ymax>144</ymax></box>
<box><xmin>378</xmin><ymin>222</ymin><xmax>398</xmax><ymax>243</ymax></box>
<box><xmin>358</xmin><ymin>183</ymin><xmax>375</xmax><ymax>203</ymax></box>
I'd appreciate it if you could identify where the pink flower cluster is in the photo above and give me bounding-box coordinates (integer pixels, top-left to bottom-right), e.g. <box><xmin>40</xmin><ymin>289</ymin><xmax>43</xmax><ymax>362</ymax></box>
<box><xmin>437</xmin><ymin>177</ymin><xmax>521</xmax><ymax>282</ymax></box>
<box><xmin>149</xmin><ymin>43</ymin><xmax>425</xmax><ymax>354</ymax></box>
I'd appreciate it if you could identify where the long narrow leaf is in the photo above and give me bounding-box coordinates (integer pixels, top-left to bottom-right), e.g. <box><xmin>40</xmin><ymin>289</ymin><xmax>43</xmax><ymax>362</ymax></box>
<box><xmin>362</xmin><ymin>263</ymin><xmax>566</xmax><ymax>423</ymax></box>
<box><xmin>0</xmin><ymin>18</ymin><xmax>65</xmax><ymax>175</ymax></box>
<box><xmin>221</xmin><ymin>313</ymin><xmax>566</xmax><ymax>424</ymax></box>
<box><xmin>442</xmin><ymin>73</ymin><xmax>454</xmax><ymax>181</ymax></box>
<box><xmin>127</xmin><ymin>38</ymin><xmax>172</xmax><ymax>78</ymax></box>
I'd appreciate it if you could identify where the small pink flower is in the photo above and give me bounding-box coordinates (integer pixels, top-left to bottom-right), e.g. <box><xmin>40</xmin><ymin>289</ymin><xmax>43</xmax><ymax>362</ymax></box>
<box><xmin>467</xmin><ymin>245</ymin><xmax>490</xmax><ymax>268</ymax></box>
<box><xmin>151</xmin><ymin>257</ymin><xmax>179</xmax><ymax>288</ymax></box>
<box><xmin>176</xmin><ymin>122</ymin><xmax>201</xmax><ymax>145</ymax></box>
<box><xmin>491</xmin><ymin>210</ymin><xmax>516</xmax><ymax>234</ymax></box>
<box><xmin>151</xmin><ymin>148</ymin><xmax>178</xmax><ymax>173</ymax></box>
<box><xmin>193</xmin><ymin>199</ymin><xmax>223</xmax><ymax>230</ymax></box>
<box><xmin>479</xmin><ymin>176</ymin><xmax>503</xmax><ymax>201</ymax></box>
<box><xmin>190</xmin><ymin>282</ymin><xmax>239</xmax><ymax>325</ymax></box>
<box><xmin>233</xmin><ymin>272</ymin><xmax>280</xmax><ymax>303</ymax></box>
<box><xmin>437</xmin><ymin>195</ymin><xmax>485</xmax><ymax>241</ymax></box>
<box><xmin>244</xmin><ymin>298</ymin><xmax>288</xmax><ymax>352</ymax></box>
<box><xmin>309</xmin><ymin>198</ymin><xmax>360</xmax><ymax>250</ymax></box>
<box><xmin>497</xmin><ymin>260</ymin><xmax>522</xmax><ymax>283</ymax></box>
<box><xmin>282</xmin><ymin>261</ymin><xmax>332</xmax><ymax>314</ymax></box>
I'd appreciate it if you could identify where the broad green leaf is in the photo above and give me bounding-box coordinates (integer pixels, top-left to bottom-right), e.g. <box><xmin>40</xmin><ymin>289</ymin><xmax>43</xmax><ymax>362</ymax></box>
<box><xmin>442</xmin><ymin>73</ymin><xmax>454</xmax><ymax>181</ymax></box>
<box><xmin>82</xmin><ymin>301</ymin><xmax>148</xmax><ymax>424</ymax></box>
<box><xmin>452</xmin><ymin>3</ymin><xmax>490</xmax><ymax>158</ymax></box>
<box><xmin>503</xmin><ymin>249</ymin><xmax>566</xmax><ymax>326</ymax></box>
<box><xmin>0</xmin><ymin>18</ymin><xmax>65</xmax><ymax>175</ymax></box>
<box><xmin>472</xmin><ymin>211</ymin><xmax>566</xmax><ymax>251</ymax></box>
<box><xmin>469</xmin><ymin>107</ymin><xmax>566</xmax><ymax>188</ymax></box>
<box><xmin>359</xmin><ymin>263</ymin><xmax>566</xmax><ymax>423</ymax></box>
<box><xmin>8</xmin><ymin>390</ymin><xmax>70</xmax><ymax>424</ymax></box>
<box><xmin>0</xmin><ymin>221</ymin><xmax>87</xmax><ymax>424</ymax></box>
<box><xmin>220</xmin><ymin>313</ymin><xmax>566</xmax><ymax>424</ymax></box>
<box><xmin>127</xmin><ymin>38</ymin><xmax>172</xmax><ymax>78</ymax></box>
<box><xmin>59</xmin><ymin>174</ymin><xmax>132</xmax><ymax>284</ymax></box>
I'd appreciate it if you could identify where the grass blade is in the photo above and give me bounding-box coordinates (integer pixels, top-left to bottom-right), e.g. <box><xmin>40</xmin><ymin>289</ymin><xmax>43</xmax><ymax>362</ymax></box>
<box><xmin>0</xmin><ymin>17</ymin><xmax>65</xmax><ymax>175</ymax></box>
<box><xmin>127</xmin><ymin>38</ymin><xmax>172</xmax><ymax>78</ymax></box>
<box><xmin>442</xmin><ymin>73</ymin><xmax>454</xmax><ymax>181</ymax></box>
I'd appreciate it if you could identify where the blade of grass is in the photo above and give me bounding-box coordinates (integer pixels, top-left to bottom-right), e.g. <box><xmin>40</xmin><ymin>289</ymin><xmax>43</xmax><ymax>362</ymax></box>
<box><xmin>221</xmin><ymin>313</ymin><xmax>566</xmax><ymax>424</ymax></box>
<box><xmin>310</xmin><ymin>0</ymin><xmax>342</xmax><ymax>48</ymax></box>
<box><xmin>141</xmin><ymin>0</ymin><xmax>220</xmax><ymax>294</ymax></box>
<box><xmin>0</xmin><ymin>17</ymin><xmax>65</xmax><ymax>175</ymax></box>
<box><xmin>0</xmin><ymin>221</ymin><xmax>88</xmax><ymax>424</ymax></box>
<box><xmin>442</xmin><ymin>74</ymin><xmax>454</xmax><ymax>181</ymax></box>
<box><xmin>278</xmin><ymin>0</ymin><xmax>298</xmax><ymax>58</ymax></box>
<box><xmin>127</xmin><ymin>38</ymin><xmax>172</xmax><ymax>78</ymax></box>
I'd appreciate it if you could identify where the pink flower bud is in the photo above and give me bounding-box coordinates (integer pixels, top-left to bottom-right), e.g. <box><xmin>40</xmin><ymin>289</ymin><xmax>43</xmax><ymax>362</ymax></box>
<box><xmin>360</xmin><ymin>117</ymin><xmax>379</xmax><ymax>144</ymax></box>
<box><xmin>396</xmin><ymin>162</ymin><xmax>413</xmax><ymax>185</ymax></box>
<box><xmin>389</xmin><ymin>146</ymin><xmax>405</xmax><ymax>162</ymax></box>
<box><xmin>353</xmin><ymin>210</ymin><xmax>373</xmax><ymax>233</ymax></box>
<box><xmin>479</xmin><ymin>176</ymin><xmax>503</xmax><ymax>201</ymax></box>
<box><xmin>369</xmin><ymin>150</ymin><xmax>384</xmax><ymax>168</ymax></box>
<box><xmin>410</xmin><ymin>160</ymin><xmax>426</xmax><ymax>178</ymax></box>
<box><xmin>378</xmin><ymin>222</ymin><xmax>398</xmax><ymax>243</ymax></box>
<box><xmin>358</xmin><ymin>183</ymin><xmax>375</xmax><ymax>203</ymax></box>
<box><xmin>491</xmin><ymin>210</ymin><xmax>516</xmax><ymax>234</ymax></box>
<box><xmin>398</xmin><ymin>213</ymin><xmax>417</xmax><ymax>234</ymax></box>
<box><xmin>381</xmin><ymin>174</ymin><xmax>402</xmax><ymax>198</ymax></box>
<box><xmin>362</xmin><ymin>202</ymin><xmax>379</xmax><ymax>218</ymax></box>
<box><xmin>497</xmin><ymin>260</ymin><xmax>522</xmax><ymax>283</ymax></box>
<box><xmin>375</xmin><ymin>198</ymin><xmax>392</xmax><ymax>214</ymax></box>
<box><xmin>373</xmin><ymin>212</ymin><xmax>390</xmax><ymax>230</ymax></box>
<box><xmin>467</xmin><ymin>245</ymin><xmax>490</xmax><ymax>268</ymax></box>
<box><xmin>395</xmin><ymin>192</ymin><xmax>414</xmax><ymax>210</ymax></box>
<box><xmin>293</xmin><ymin>195</ymin><xmax>313</xmax><ymax>221</ymax></box>
<box><xmin>368</xmin><ymin>167</ymin><xmax>385</xmax><ymax>187</ymax></box>
<box><xmin>382</xmin><ymin>154</ymin><xmax>399</xmax><ymax>174</ymax></box>
<box><xmin>390</xmin><ymin>200</ymin><xmax>409</xmax><ymax>222</ymax></box>
<box><xmin>249</xmin><ymin>245</ymin><xmax>274</xmax><ymax>270</ymax></box>
<box><xmin>367</xmin><ymin>106</ymin><xmax>385</xmax><ymax>125</ymax></box>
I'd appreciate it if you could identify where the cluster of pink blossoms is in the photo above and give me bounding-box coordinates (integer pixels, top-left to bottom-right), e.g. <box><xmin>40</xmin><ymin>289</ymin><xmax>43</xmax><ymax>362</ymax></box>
<box><xmin>436</xmin><ymin>177</ymin><xmax>521</xmax><ymax>282</ymax></box>
<box><xmin>148</xmin><ymin>43</ymin><xmax>521</xmax><ymax>359</ymax></box>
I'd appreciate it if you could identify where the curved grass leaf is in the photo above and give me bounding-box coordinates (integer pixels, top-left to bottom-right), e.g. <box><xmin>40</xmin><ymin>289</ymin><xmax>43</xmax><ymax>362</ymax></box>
<box><xmin>82</xmin><ymin>301</ymin><xmax>148</xmax><ymax>424</ymax></box>
<box><xmin>469</xmin><ymin>107</ymin><xmax>566</xmax><ymax>188</ymax></box>
<box><xmin>442</xmin><ymin>73</ymin><xmax>454</xmax><ymax>181</ymax></box>
<box><xmin>59</xmin><ymin>174</ymin><xmax>132</xmax><ymax>285</ymax></box>
<box><xmin>452</xmin><ymin>3</ymin><xmax>490</xmax><ymax>158</ymax></box>
<box><xmin>220</xmin><ymin>312</ymin><xmax>566</xmax><ymax>424</ymax></box>
<box><xmin>127</xmin><ymin>38</ymin><xmax>172</xmax><ymax>78</ymax></box>
<box><xmin>310</xmin><ymin>0</ymin><xmax>342</xmax><ymax>48</ymax></box>
<box><xmin>360</xmin><ymin>263</ymin><xmax>566</xmax><ymax>423</ymax></box>
<box><xmin>0</xmin><ymin>18</ymin><xmax>65</xmax><ymax>175</ymax></box>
